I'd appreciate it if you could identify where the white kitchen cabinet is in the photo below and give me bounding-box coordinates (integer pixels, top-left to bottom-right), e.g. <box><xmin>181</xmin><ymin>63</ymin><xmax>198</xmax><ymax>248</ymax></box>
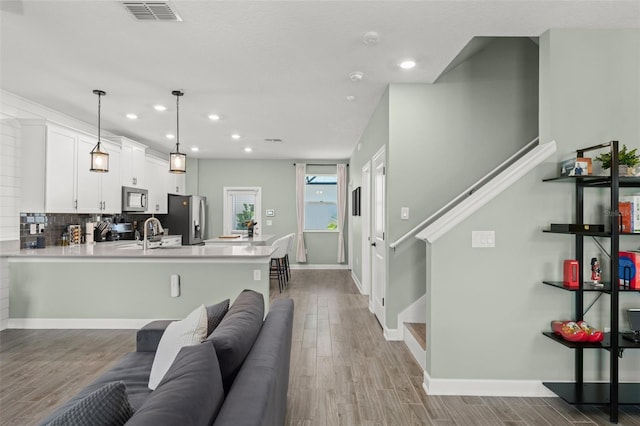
<box><xmin>169</xmin><ymin>173</ymin><xmax>186</xmax><ymax>195</ymax></box>
<box><xmin>145</xmin><ymin>156</ymin><xmax>170</xmax><ymax>214</ymax></box>
<box><xmin>20</xmin><ymin>120</ymin><xmax>122</xmax><ymax>214</ymax></box>
<box><xmin>115</xmin><ymin>137</ymin><xmax>147</xmax><ymax>189</ymax></box>
<box><xmin>76</xmin><ymin>135</ymin><xmax>121</xmax><ymax>213</ymax></box>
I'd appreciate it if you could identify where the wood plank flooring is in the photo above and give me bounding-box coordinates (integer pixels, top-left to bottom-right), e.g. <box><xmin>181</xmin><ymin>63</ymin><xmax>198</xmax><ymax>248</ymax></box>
<box><xmin>1</xmin><ymin>270</ymin><xmax>638</xmax><ymax>425</ymax></box>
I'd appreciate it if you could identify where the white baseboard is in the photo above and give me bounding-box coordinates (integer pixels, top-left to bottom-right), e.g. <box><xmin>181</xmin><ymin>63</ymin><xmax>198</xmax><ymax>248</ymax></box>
<box><xmin>290</xmin><ymin>264</ymin><xmax>349</xmax><ymax>270</ymax></box>
<box><xmin>351</xmin><ymin>271</ymin><xmax>364</xmax><ymax>294</ymax></box>
<box><xmin>422</xmin><ymin>370</ymin><xmax>557</xmax><ymax>397</ymax></box>
<box><xmin>383</xmin><ymin>326</ymin><xmax>402</xmax><ymax>341</ymax></box>
<box><xmin>8</xmin><ymin>318</ymin><xmax>153</xmax><ymax>329</ymax></box>
<box><xmin>404</xmin><ymin>325</ymin><xmax>426</xmax><ymax>370</ymax></box>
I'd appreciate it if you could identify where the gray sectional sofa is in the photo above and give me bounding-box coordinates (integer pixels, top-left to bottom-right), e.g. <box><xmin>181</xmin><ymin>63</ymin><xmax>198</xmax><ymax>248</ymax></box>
<box><xmin>40</xmin><ymin>290</ymin><xmax>294</xmax><ymax>426</ymax></box>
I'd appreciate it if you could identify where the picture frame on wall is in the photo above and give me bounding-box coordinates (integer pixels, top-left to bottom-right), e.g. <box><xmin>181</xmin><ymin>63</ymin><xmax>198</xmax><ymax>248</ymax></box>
<box><xmin>352</xmin><ymin>187</ymin><xmax>361</xmax><ymax>216</ymax></box>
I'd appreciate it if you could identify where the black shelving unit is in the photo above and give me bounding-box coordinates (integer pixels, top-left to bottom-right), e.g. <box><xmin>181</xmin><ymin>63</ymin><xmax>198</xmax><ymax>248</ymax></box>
<box><xmin>542</xmin><ymin>141</ymin><xmax>640</xmax><ymax>423</ymax></box>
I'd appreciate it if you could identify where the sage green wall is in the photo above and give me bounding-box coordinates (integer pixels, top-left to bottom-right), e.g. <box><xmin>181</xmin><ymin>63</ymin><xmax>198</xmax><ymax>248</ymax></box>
<box><xmin>10</xmin><ymin>261</ymin><xmax>270</xmax><ymax>318</ymax></box>
<box><xmin>195</xmin><ymin>159</ymin><xmax>348</xmax><ymax>265</ymax></box>
<box><xmin>384</xmin><ymin>38</ymin><xmax>539</xmax><ymax>329</ymax></box>
<box><xmin>349</xmin><ymin>88</ymin><xmax>390</xmax><ymax>286</ymax></box>
<box><xmin>427</xmin><ymin>29</ymin><xmax>640</xmax><ymax>381</ymax></box>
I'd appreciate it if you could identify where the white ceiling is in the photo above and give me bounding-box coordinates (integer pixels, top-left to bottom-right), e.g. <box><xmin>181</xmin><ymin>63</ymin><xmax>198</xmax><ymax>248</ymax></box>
<box><xmin>2</xmin><ymin>1</ymin><xmax>639</xmax><ymax>160</ymax></box>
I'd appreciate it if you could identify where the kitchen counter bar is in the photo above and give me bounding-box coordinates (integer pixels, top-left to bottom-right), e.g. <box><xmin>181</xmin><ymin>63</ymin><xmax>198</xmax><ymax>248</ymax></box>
<box><xmin>4</xmin><ymin>240</ymin><xmax>275</xmax><ymax>263</ymax></box>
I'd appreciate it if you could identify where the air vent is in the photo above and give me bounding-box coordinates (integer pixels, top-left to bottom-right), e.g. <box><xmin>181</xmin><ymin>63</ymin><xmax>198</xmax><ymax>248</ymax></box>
<box><xmin>264</xmin><ymin>138</ymin><xmax>283</xmax><ymax>143</ymax></box>
<box><xmin>122</xmin><ymin>2</ymin><xmax>182</xmax><ymax>21</ymax></box>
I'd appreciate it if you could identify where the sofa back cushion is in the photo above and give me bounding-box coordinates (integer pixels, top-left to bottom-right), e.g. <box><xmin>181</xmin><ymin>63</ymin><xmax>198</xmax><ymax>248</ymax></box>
<box><xmin>126</xmin><ymin>342</ymin><xmax>224</xmax><ymax>426</ymax></box>
<box><xmin>206</xmin><ymin>289</ymin><xmax>264</xmax><ymax>393</ymax></box>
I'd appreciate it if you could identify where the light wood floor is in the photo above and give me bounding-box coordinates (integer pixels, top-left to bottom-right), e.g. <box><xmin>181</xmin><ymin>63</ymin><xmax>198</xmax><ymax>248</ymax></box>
<box><xmin>1</xmin><ymin>270</ymin><xmax>639</xmax><ymax>425</ymax></box>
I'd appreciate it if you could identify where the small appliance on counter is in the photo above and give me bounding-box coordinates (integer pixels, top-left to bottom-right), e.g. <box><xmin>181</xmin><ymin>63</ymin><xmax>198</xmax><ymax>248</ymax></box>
<box><xmin>165</xmin><ymin>194</ymin><xmax>206</xmax><ymax>245</ymax></box>
<box><xmin>68</xmin><ymin>225</ymin><xmax>82</xmax><ymax>245</ymax></box>
<box><xmin>112</xmin><ymin>223</ymin><xmax>135</xmax><ymax>240</ymax></box>
<box><xmin>94</xmin><ymin>220</ymin><xmax>113</xmax><ymax>242</ymax></box>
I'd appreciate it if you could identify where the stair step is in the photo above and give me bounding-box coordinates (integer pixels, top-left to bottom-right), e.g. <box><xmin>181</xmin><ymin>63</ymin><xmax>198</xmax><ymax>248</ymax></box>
<box><xmin>405</xmin><ymin>322</ymin><xmax>426</xmax><ymax>350</ymax></box>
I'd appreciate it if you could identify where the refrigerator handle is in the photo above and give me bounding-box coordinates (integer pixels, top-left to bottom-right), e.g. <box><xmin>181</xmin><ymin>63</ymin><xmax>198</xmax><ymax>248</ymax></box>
<box><xmin>200</xmin><ymin>198</ymin><xmax>206</xmax><ymax>239</ymax></box>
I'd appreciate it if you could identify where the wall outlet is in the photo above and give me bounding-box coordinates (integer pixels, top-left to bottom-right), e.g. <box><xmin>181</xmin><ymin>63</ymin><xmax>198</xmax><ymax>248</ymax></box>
<box><xmin>253</xmin><ymin>270</ymin><xmax>261</xmax><ymax>281</ymax></box>
<box><xmin>170</xmin><ymin>274</ymin><xmax>180</xmax><ymax>297</ymax></box>
<box><xmin>472</xmin><ymin>231</ymin><xmax>495</xmax><ymax>248</ymax></box>
<box><xmin>266</xmin><ymin>220</ymin><xmax>273</xmax><ymax>226</ymax></box>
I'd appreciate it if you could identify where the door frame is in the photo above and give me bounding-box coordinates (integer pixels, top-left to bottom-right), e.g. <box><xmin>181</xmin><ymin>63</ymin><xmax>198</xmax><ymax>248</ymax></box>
<box><xmin>371</xmin><ymin>146</ymin><xmax>386</xmax><ymax>327</ymax></box>
<box><xmin>361</xmin><ymin>161</ymin><xmax>372</xmax><ymax>298</ymax></box>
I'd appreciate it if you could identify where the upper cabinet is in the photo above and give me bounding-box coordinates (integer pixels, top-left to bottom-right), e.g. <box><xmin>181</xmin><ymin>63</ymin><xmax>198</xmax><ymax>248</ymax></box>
<box><xmin>145</xmin><ymin>156</ymin><xmax>170</xmax><ymax>214</ymax></box>
<box><xmin>21</xmin><ymin>120</ymin><xmax>122</xmax><ymax>213</ymax></box>
<box><xmin>112</xmin><ymin>137</ymin><xmax>147</xmax><ymax>189</ymax></box>
<box><xmin>169</xmin><ymin>172</ymin><xmax>186</xmax><ymax>195</ymax></box>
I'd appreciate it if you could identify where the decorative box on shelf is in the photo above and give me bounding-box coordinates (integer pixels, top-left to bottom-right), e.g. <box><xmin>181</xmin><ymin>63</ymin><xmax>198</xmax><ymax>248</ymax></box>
<box><xmin>619</xmin><ymin>251</ymin><xmax>640</xmax><ymax>290</ymax></box>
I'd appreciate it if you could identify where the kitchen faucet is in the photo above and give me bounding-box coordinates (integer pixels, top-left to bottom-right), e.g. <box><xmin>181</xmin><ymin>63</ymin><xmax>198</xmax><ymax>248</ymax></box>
<box><xmin>143</xmin><ymin>217</ymin><xmax>163</xmax><ymax>250</ymax></box>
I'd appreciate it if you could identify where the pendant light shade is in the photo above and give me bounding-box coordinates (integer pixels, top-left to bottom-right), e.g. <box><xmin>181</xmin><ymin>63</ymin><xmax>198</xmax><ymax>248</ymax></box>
<box><xmin>90</xmin><ymin>89</ymin><xmax>109</xmax><ymax>173</ymax></box>
<box><xmin>169</xmin><ymin>90</ymin><xmax>186</xmax><ymax>174</ymax></box>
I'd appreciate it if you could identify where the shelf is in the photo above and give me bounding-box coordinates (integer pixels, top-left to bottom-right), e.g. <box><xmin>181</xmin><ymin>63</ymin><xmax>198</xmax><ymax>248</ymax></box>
<box><xmin>541</xmin><ymin>281</ymin><xmax>640</xmax><ymax>293</ymax></box>
<box><xmin>542</xmin><ymin>332</ymin><xmax>640</xmax><ymax>349</ymax></box>
<box><xmin>542</xmin><ymin>382</ymin><xmax>640</xmax><ymax>405</ymax></box>
<box><xmin>543</xmin><ymin>229</ymin><xmax>640</xmax><ymax>237</ymax></box>
<box><xmin>543</xmin><ymin>175</ymin><xmax>640</xmax><ymax>187</ymax></box>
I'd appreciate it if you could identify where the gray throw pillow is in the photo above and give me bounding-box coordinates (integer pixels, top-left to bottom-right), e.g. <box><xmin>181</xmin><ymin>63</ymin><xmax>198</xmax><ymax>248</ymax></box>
<box><xmin>206</xmin><ymin>289</ymin><xmax>264</xmax><ymax>394</ymax></box>
<box><xmin>46</xmin><ymin>381</ymin><xmax>133</xmax><ymax>426</ymax></box>
<box><xmin>206</xmin><ymin>299</ymin><xmax>230</xmax><ymax>336</ymax></box>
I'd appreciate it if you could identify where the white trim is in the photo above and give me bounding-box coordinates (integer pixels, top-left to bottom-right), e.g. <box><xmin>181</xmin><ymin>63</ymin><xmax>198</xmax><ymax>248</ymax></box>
<box><xmin>422</xmin><ymin>370</ymin><xmax>557</xmax><ymax>397</ymax></box>
<box><xmin>404</xmin><ymin>324</ymin><xmax>426</xmax><ymax>370</ymax></box>
<box><xmin>351</xmin><ymin>270</ymin><xmax>364</xmax><ymax>294</ymax></box>
<box><xmin>8</xmin><ymin>318</ymin><xmax>153</xmax><ymax>329</ymax></box>
<box><xmin>290</xmin><ymin>264</ymin><xmax>349</xmax><ymax>270</ymax></box>
<box><xmin>416</xmin><ymin>140</ymin><xmax>557</xmax><ymax>243</ymax></box>
<box><xmin>383</xmin><ymin>326</ymin><xmax>401</xmax><ymax>341</ymax></box>
<box><xmin>397</xmin><ymin>294</ymin><xmax>426</xmax><ymax>332</ymax></box>
<box><xmin>223</xmin><ymin>186</ymin><xmax>262</xmax><ymax>236</ymax></box>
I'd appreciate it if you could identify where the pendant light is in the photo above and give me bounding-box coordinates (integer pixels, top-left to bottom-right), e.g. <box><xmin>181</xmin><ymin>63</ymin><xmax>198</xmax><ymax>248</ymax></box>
<box><xmin>90</xmin><ymin>89</ymin><xmax>109</xmax><ymax>172</ymax></box>
<box><xmin>169</xmin><ymin>90</ymin><xmax>186</xmax><ymax>173</ymax></box>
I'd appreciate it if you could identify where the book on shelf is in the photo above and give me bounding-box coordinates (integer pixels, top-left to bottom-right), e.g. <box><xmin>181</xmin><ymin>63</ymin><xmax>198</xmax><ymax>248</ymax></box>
<box><xmin>620</xmin><ymin>195</ymin><xmax>640</xmax><ymax>232</ymax></box>
<box><xmin>619</xmin><ymin>201</ymin><xmax>633</xmax><ymax>233</ymax></box>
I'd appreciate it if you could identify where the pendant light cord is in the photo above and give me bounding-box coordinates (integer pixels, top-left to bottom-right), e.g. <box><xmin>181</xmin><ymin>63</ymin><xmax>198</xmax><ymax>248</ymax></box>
<box><xmin>97</xmin><ymin>92</ymin><xmax>101</xmax><ymax>146</ymax></box>
<box><xmin>175</xmin><ymin>93</ymin><xmax>180</xmax><ymax>152</ymax></box>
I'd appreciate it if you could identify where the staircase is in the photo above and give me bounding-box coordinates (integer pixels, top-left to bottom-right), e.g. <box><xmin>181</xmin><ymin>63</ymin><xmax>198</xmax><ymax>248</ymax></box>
<box><xmin>403</xmin><ymin>322</ymin><xmax>426</xmax><ymax>370</ymax></box>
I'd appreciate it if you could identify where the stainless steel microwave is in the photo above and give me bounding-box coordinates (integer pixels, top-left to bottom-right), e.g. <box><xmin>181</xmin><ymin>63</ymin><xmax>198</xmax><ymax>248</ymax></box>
<box><xmin>122</xmin><ymin>186</ymin><xmax>148</xmax><ymax>212</ymax></box>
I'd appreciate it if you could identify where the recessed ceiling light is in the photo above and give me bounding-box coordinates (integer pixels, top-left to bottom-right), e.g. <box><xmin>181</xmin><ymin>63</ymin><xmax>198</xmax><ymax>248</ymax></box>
<box><xmin>399</xmin><ymin>59</ymin><xmax>416</xmax><ymax>70</ymax></box>
<box><xmin>126</xmin><ymin>113</ymin><xmax>138</xmax><ymax>120</ymax></box>
<box><xmin>154</xmin><ymin>105</ymin><xmax>167</xmax><ymax>111</ymax></box>
<box><xmin>362</xmin><ymin>31</ymin><xmax>380</xmax><ymax>45</ymax></box>
<box><xmin>346</xmin><ymin>95</ymin><xmax>356</xmax><ymax>102</ymax></box>
<box><xmin>208</xmin><ymin>114</ymin><xmax>220</xmax><ymax>121</ymax></box>
<box><xmin>231</xmin><ymin>134</ymin><xmax>241</xmax><ymax>140</ymax></box>
<box><xmin>244</xmin><ymin>147</ymin><xmax>252</xmax><ymax>153</ymax></box>
<box><xmin>166</xmin><ymin>134</ymin><xmax>175</xmax><ymax>139</ymax></box>
<box><xmin>191</xmin><ymin>147</ymin><xmax>199</xmax><ymax>152</ymax></box>
<box><xmin>349</xmin><ymin>71</ymin><xmax>364</xmax><ymax>82</ymax></box>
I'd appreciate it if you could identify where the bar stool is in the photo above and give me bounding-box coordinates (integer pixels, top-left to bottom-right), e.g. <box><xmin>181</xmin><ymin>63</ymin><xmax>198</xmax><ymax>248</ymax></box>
<box><xmin>269</xmin><ymin>235</ymin><xmax>289</xmax><ymax>292</ymax></box>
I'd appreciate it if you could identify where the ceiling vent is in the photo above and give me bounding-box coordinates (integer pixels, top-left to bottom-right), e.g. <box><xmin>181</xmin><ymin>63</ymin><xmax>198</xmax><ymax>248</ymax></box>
<box><xmin>122</xmin><ymin>2</ymin><xmax>182</xmax><ymax>21</ymax></box>
<box><xmin>264</xmin><ymin>138</ymin><xmax>283</xmax><ymax>143</ymax></box>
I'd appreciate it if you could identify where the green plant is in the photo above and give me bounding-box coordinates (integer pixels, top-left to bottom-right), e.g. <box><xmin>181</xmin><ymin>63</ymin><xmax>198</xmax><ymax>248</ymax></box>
<box><xmin>595</xmin><ymin>144</ymin><xmax>639</xmax><ymax>169</ymax></box>
<box><xmin>235</xmin><ymin>203</ymin><xmax>255</xmax><ymax>230</ymax></box>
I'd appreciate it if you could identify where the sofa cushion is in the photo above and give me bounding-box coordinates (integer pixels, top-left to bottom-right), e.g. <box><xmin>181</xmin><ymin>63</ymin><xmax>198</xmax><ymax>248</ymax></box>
<box><xmin>206</xmin><ymin>298</ymin><xmax>230</xmax><ymax>336</ymax></box>
<box><xmin>148</xmin><ymin>304</ymin><xmax>208</xmax><ymax>390</ymax></box>
<box><xmin>45</xmin><ymin>381</ymin><xmax>133</xmax><ymax>426</ymax></box>
<box><xmin>126</xmin><ymin>342</ymin><xmax>224</xmax><ymax>426</ymax></box>
<box><xmin>206</xmin><ymin>289</ymin><xmax>264</xmax><ymax>393</ymax></box>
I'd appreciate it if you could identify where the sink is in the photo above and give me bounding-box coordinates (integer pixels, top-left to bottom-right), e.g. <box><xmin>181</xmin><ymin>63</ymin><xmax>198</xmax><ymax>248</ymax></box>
<box><xmin>117</xmin><ymin>235</ymin><xmax>182</xmax><ymax>250</ymax></box>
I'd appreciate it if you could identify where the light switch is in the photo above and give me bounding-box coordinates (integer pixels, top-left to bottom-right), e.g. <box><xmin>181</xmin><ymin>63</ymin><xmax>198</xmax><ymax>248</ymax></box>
<box><xmin>266</xmin><ymin>220</ymin><xmax>273</xmax><ymax>226</ymax></box>
<box><xmin>472</xmin><ymin>231</ymin><xmax>495</xmax><ymax>248</ymax></box>
<box><xmin>401</xmin><ymin>207</ymin><xmax>410</xmax><ymax>220</ymax></box>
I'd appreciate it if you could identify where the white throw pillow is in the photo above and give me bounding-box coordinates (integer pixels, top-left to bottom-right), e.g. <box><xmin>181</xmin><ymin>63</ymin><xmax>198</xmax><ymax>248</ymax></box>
<box><xmin>148</xmin><ymin>304</ymin><xmax>208</xmax><ymax>390</ymax></box>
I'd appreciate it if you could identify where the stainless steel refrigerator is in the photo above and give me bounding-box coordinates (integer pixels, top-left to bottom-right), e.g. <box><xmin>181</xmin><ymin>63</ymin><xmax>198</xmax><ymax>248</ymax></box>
<box><xmin>166</xmin><ymin>194</ymin><xmax>206</xmax><ymax>245</ymax></box>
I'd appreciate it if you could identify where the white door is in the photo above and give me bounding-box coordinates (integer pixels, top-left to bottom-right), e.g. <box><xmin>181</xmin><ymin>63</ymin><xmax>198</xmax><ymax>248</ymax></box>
<box><xmin>361</xmin><ymin>161</ymin><xmax>372</xmax><ymax>298</ymax></box>
<box><xmin>371</xmin><ymin>147</ymin><xmax>386</xmax><ymax>326</ymax></box>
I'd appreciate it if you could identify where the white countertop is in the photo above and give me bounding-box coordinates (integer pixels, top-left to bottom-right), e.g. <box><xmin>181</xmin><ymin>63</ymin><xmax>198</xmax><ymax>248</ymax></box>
<box><xmin>203</xmin><ymin>234</ymin><xmax>276</xmax><ymax>245</ymax></box>
<box><xmin>3</xmin><ymin>239</ymin><xmax>275</xmax><ymax>260</ymax></box>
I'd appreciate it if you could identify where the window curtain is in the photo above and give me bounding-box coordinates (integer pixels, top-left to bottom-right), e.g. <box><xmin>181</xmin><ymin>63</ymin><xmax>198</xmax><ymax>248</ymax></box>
<box><xmin>295</xmin><ymin>163</ymin><xmax>307</xmax><ymax>262</ymax></box>
<box><xmin>336</xmin><ymin>163</ymin><xmax>347</xmax><ymax>263</ymax></box>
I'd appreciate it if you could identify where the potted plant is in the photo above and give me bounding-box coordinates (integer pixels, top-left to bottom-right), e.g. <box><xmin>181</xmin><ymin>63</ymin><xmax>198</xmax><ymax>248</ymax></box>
<box><xmin>594</xmin><ymin>144</ymin><xmax>640</xmax><ymax>176</ymax></box>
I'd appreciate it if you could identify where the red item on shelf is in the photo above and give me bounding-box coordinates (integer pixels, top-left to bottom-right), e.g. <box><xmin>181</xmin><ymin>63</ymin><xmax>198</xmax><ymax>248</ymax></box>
<box><xmin>577</xmin><ymin>321</ymin><xmax>604</xmax><ymax>342</ymax></box>
<box><xmin>563</xmin><ymin>260</ymin><xmax>579</xmax><ymax>288</ymax></box>
<box><xmin>551</xmin><ymin>320</ymin><xmax>588</xmax><ymax>342</ymax></box>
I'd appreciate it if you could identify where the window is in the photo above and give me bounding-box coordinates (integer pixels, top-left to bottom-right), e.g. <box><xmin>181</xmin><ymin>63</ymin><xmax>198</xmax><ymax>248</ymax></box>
<box><xmin>223</xmin><ymin>187</ymin><xmax>262</xmax><ymax>235</ymax></box>
<box><xmin>305</xmin><ymin>174</ymin><xmax>337</xmax><ymax>231</ymax></box>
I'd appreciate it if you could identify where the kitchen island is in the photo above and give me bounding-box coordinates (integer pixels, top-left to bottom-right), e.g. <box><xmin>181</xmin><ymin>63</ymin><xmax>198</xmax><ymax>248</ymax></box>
<box><xmin>4</xmin><ymin>240</ymin><xmax>275</xmax><ymax>329</ymax></box>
